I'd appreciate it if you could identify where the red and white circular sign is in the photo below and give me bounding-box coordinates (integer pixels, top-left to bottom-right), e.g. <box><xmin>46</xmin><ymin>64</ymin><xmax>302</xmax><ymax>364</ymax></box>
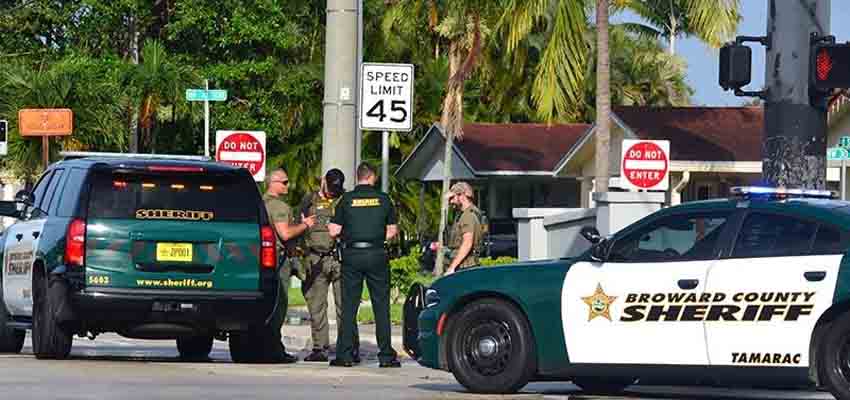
<box><xmin>621</xmin><ymin>140</ymin><xmax>669</xmax><ymax>190</ymax></box>
<box><xmin>215</xmin><ymin>131</ymin><xmax>266</xmax><ymax>181</ymax></box>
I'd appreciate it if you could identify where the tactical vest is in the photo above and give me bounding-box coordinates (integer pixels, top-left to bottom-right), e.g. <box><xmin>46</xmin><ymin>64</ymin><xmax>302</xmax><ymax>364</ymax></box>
<box><xmin>302</xmin><ymin>192</ymin><xmax>338</xmax><ymax>253</ymax></box>
<box><xmin>449</xmin><ymin>206</ymin><xmax>486</xmax><ymax>267</ymax></box>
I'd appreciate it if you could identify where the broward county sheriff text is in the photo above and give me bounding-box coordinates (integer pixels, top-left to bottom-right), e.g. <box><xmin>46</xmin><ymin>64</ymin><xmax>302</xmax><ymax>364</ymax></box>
<box><xmin>619</xmin><ymin>291</ymin><xmax>816</xmax><ymax>322</ymax></box>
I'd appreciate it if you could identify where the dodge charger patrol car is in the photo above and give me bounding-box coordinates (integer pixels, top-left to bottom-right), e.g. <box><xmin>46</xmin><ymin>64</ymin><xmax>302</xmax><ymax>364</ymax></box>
<box><xmin>403</xmin><ymin>187</ymin><xmax>850</xmax><ymax>399</ymax></box>
<box><xmin>0</xmin><ymin>152</ymin><xmax>281</xmax><ymax>362</ymax></box>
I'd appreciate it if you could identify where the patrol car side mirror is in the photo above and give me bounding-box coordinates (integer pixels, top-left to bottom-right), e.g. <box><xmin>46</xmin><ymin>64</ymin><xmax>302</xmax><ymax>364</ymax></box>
<box><xmin>14</xmin><ymin>190</ymin><xmax>33</xmax><ymax>206</ymax></box>
<box><xmin>0</xmin><ymin>200</ymin><xmax>23</xmax><ymax>219</ymax></box>
<box><xmin>580</xmin><ymin>226</ymin><xmax>602</xmax><ymax>244</ymax></box>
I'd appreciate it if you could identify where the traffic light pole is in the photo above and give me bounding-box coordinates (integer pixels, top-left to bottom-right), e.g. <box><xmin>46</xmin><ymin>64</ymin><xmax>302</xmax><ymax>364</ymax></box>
<box><xmin>763</xmin><ymin>0</ymin><xmax>830</xmax><ymax>189</ymax></box>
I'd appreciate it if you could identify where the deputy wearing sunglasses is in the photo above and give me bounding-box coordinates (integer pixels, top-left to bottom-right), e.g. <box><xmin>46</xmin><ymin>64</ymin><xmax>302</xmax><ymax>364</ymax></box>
<box><xmin>263</xmin><ymin>168</ymin><xmax>317</xmax><ymax>363</ymax></box>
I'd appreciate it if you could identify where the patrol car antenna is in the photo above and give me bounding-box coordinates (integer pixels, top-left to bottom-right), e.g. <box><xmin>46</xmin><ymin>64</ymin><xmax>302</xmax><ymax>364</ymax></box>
<box><xmin>730</xmin><ymin>186</ymin><xmax>836</xmax><ymax>200</ymax></box>
<box><xmin>59</xmin><ymin>151</ymin><xmax>212</xmax><ymax>162</ymax></box>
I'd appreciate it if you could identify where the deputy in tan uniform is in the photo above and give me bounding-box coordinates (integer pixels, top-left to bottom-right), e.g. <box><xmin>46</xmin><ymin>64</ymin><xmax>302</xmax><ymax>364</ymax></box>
<box><xmin>264</xmin><ymin>168</ymin><xmax>316</xmax><ymax>363</ymax></box>
<box><xmin>445</xmin><ymin>182</ymin><xmax>483</xmax><ymax>274</ymax></box>
<box><xmin>300</xmin><ymin>169</ymin><xmax>358</xmax><ymax>362</ymax></box>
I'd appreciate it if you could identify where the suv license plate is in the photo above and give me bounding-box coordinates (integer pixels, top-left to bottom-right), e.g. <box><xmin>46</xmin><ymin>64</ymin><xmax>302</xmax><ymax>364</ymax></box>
<box><xmin>156</xmin><ymin>243</ymin><xmax>193</xmax><ymax>262</ymax></box>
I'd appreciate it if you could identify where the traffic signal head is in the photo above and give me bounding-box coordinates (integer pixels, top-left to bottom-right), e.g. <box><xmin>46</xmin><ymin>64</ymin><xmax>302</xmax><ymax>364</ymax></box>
<box><xmin>719</xmin><ymin>44</ymin><xmax>752</xmax><ymax>90</ymax></box>
<box><xmin>811</xmin><ymin>43</ymin><xmax>850</xmax><ymax>91</ymax></box>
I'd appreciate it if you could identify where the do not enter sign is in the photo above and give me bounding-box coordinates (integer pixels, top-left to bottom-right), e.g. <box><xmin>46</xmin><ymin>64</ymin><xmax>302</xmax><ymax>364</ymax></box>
<box><xmin>216</xmin><ymin>131</ymin><xmax>266</xmax><ymax>182</ymax></box>
<box><xmin>620</xmin><ymin>139</ymin><xmax>670</xmax><ymax>191</ymax></box>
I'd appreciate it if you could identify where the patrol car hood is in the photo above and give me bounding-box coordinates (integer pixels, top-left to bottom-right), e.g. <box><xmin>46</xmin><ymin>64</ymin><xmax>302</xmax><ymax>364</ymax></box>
<box><xmin>430</xmin><ymin>257</ymin><xmax>577</xmax><ymax>294</ymax></box>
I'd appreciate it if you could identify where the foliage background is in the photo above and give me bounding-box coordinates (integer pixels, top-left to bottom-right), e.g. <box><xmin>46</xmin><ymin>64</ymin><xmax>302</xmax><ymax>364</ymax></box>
<box><xmin>0</xmin><ymin>0</ymin><xmax>698</xmax><ymax>240</ymax></box>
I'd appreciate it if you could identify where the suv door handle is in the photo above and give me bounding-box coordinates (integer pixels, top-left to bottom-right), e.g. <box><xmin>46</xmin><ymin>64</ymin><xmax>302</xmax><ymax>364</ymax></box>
<box><xmin>678</xmin><ymin>279</ymin><xmax>699</xmax><ymax>290</ymax></box>
<box><xmin>14</xmin><ymin>234</ymin><xmax>22</xmax><ymax>242</ymax></box>
<box><xmin>32</xmin><ymin>231</ymin><xmax>39</xmax><ymax>239</ymax></box>
<box><xmin>805</xmin><ymin>271</ymin><xmax>826</xmax><ymax>282</ymax></box>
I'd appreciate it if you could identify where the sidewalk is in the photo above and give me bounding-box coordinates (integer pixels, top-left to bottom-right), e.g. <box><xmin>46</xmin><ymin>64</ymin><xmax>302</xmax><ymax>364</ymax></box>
<box><xmin>282</xmin><ymin>306</ymin><xmax>409</xmax><ymax>360</ymax></box>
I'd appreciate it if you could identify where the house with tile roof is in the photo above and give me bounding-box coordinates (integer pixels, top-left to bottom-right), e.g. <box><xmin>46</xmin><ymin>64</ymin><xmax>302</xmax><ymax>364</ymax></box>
<box><xmin>397</xmin><ymin>105</ymin><xmax>850</xmax><ymax>243</ymax></box>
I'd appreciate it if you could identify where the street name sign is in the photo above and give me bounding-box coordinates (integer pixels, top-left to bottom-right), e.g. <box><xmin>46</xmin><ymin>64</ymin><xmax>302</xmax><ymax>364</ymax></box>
<box><xmin>828</xmin><ymin>147</ymin><xmax>850</xmax><ymax>161</ymax></box>
<box><xmin>215</xmin><ymin>131</ymin><xmax>266</xmax><ymax>182</ymax></box>
<box><xmin>620</xmin><ymin>139</ymin><xmax>670</xmax><ymax>191</ymax></box>
<box><xmin>360</xmin><ymin>63</ymin><xmax>414</xmax><ymax>132</ymax></box>
<box><xmin>186</xmin><ymin>89</ymin><xmax>228</xmax><ymax>102</ymax></box>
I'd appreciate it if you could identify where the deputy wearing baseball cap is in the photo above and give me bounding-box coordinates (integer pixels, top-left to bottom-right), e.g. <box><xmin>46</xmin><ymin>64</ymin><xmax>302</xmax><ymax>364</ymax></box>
<box><xmin>444</xmin><ymin>182</ymin><xmax>484</xmax><ymax>274</ymax></box>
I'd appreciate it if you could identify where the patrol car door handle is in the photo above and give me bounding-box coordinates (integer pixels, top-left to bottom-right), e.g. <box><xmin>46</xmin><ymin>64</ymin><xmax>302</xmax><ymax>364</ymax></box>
<box><xmin>805</xmin><ymin>271</ymin><xmax>827</xmax><ymax>282</ymax></box>
<box><xmin>32</xmin><ymin>231</ymin><xmax>39</xmax><ymax>239</ymax></box>
<box><xmin>677</xmin><ymin>279</ymin><xmax>699</xmax><ymax>290</ymax></box>
<box><xmin>14</xmin><ymin>234</ymin><xmax>22</xmax><ymax>242</ymax></box>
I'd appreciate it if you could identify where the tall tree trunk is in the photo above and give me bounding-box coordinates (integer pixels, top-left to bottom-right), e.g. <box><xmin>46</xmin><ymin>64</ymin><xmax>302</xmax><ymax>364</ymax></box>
<box><xmin>594</xmin><ymin>0</ymin><xmax>611</xmax><ymax>193</ymax></box>
<box><xmin>434</xmin><ymin>40</ymin><xmax>464</xmax><ymax>276</ymax></box>
<box><xmin>128</xmin><ymin>13</ymin><xmax>140</xmax><ymax>153</ymax></box>
<box><xmin>668</xmin><ymin>34</ymin><xmax>676</xmax><ymax>55</ymax></box>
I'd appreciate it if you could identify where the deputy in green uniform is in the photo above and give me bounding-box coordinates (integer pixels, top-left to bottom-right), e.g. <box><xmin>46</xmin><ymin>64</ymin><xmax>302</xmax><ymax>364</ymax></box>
<box><xmin>300</xmin><ymin>169</ymin><xmax>359</xmax><ymax>362</ymax></box>
<box><xmin>264</xmin><ymin>168</ymin><xmax>316</xmax><ymax>363</ymax></box>
<box><xmin>445</xmin><ymin>182</ymin><xmax>483</xmax><ymax>274</ymax></box>
<box><xmin>328</xmin><ymin>162</ymin><xmax>401</xmax><ymax>368</ymax></box>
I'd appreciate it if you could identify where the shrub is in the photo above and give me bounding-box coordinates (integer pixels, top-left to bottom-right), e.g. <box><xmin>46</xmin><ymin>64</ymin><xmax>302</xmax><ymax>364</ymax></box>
<box><xmin>389</xmin><ymin>246</ymin><xmax>435</xmax><ymax>303</ymax></box>
<box><xmin>480</xmin><ymin>256</ymin><xmax>519</xmax><ymax>266</ymax></box>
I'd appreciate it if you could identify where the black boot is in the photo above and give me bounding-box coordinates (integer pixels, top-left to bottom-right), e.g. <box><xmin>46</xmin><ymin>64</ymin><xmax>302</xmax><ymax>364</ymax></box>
<box><xmin>304</xmin><ymin>348</ymin><xmax>328</xmax><ymax>362</ymax></box>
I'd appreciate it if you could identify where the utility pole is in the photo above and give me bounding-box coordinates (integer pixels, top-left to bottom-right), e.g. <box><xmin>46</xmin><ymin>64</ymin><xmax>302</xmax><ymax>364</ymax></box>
<box><xmin>322</xmin><ymin>0</ymin><xmax>360</xmax><ymax>188</ymax></box>
<box><xmin>763</xmin><ymin>0</ymin><xmax>830</xmax><ymax>188</ymax></box>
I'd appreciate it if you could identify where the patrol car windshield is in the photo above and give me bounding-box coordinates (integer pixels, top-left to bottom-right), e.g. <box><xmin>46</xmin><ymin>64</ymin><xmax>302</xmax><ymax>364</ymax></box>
<box><xmin>87</xmin><ymin>170</ymin><xmax>259</xmax><ymax>222</ymax></box>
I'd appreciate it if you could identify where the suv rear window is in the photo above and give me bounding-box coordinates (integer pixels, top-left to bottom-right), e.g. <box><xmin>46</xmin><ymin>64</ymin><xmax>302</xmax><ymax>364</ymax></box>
<box><xmin>87</xmin><ymin>170</ymin><xmax>260</xmax><ymax>222</ymax></box>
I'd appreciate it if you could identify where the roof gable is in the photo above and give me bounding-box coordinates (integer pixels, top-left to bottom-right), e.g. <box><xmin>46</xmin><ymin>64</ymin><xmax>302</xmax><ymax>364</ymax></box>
<box><xmin>613</xmin><ymin>106</ymin><xmax>763</xmax><ymax>162</ymax></box>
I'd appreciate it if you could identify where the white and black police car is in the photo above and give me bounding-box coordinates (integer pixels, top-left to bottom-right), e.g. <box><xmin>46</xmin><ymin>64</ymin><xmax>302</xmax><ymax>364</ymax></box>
<box><xmin>404</xmin><ymin>187</ymin><xmax>850</xmax><ymax>399</ymax></box>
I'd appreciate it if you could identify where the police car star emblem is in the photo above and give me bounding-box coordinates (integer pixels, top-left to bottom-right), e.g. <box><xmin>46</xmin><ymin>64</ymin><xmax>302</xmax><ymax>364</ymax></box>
<box><xmin>582</xmin><ymin>283</ymin><xmax>617</xmax><ymax>321</ymax></box>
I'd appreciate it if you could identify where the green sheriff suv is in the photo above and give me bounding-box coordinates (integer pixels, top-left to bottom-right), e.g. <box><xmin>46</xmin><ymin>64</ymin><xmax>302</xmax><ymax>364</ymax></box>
<box><xmin>0</xmin><ymin>152</ymin><xmax>281</xmax><ymax>362</ymax></box>
<box><xmin>403</xmin><ymin>187</ymin><xmax>850</xmax><ymax>400</ymax></box>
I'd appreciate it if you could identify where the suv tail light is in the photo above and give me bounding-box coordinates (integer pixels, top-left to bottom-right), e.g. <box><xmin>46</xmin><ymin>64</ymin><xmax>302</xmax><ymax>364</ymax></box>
<box><xmin>260</xmin><ymin>226</ymin><xmax>276</xmax><ymax>269</ymax></box>
<box><xmin>64</xmin><ymin>219</ymin><xmax>86</xmax><ymax>267</ymax></box>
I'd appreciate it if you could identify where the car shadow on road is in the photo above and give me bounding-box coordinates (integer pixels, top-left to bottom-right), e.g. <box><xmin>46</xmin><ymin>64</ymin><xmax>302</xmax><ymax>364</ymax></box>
<box><xmin>411</xmin><ymin>383</ymin><xmax>829</xmax><ymax>400</ymax></box>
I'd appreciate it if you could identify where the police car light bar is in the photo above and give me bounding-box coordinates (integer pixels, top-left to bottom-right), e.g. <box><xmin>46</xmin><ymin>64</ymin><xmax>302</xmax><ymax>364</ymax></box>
<box><xmin>730</xmin><ymin>186</ymin><xmax>836</xmax><ymax>199</ymax></box>
<box><xmin>59</xmin><ymin>151</ymin><xmax>211</xmax><ymax>162</ymax></box>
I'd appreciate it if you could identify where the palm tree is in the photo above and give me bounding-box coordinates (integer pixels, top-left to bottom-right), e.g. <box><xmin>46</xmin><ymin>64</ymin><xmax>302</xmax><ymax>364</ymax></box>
<box><xmin>615</xmin><ymin>0</ymin><xmax>741</xmax><ymax>54</ymax></box>
<box><xmin>0</xmin><ymin>55</ymin><xmax>127</xmax><ymax>179</ymax></box>
<box><xmin>595</xmin><ymin>0</ymin><xmax>611</xmax><ymax>193</ymax></box>
<box><xmin>123</xmin><ymin>39</ymin><xmax>197</xmax><ymax>154</ymax></box>
<box><xmin>499</xmin><ymin>0</ymin><xmax>592</xmax><ymax>122</ymax></box>
<box><xmin>384</xmin><ymin>0</ymin><xmax>499</xmax><ymax>275</ymax></box>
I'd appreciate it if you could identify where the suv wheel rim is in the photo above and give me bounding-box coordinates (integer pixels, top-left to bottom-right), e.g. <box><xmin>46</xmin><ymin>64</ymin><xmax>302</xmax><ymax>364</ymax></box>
<box><xmin>462</xmin><ymin>320</ymin><xmax>512</xmax><ymax>376</ymax></box>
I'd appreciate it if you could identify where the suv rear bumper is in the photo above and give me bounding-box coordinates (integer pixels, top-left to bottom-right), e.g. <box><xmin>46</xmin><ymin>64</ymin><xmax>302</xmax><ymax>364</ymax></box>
<box><xmin>70</xmin><ymin>288</ymin><xmax>277</xmax><ymax>336</ymax></box>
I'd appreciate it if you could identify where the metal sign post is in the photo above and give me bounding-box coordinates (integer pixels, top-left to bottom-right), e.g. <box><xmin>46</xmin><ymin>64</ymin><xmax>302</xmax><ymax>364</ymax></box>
<box><xmin>186</xmin><ymin>83</ymin><xmax>228</xmax><ymax>158</ymax></box>
<box><xmin>828</xmin><ymin>145</ymin><xmax>850</xmax><ymax>200</ymax></box>
<box><xmin>382</xmin><ymin>131</ymin><xmax>389</xmax><ymax>191</ymax></box>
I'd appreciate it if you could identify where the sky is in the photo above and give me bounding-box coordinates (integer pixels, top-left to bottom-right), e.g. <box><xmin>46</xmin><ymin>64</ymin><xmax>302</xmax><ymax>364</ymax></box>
<box><xmin>613</xmin><ymin>2</ymin><xmax>850</xmax><ymax>106</ymax></box>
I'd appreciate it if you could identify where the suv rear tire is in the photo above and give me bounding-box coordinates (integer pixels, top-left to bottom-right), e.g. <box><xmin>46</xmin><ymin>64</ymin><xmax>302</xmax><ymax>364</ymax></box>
<box><xmin>32</xmin><ymin>274</ymin><xmax>73</xmax><ymax>360</ymax></box>
<box><xmin>177</xmin><ymin>335</ymin><xmax>214</xmax><ymax>361</ymax></box>
<box><xmin>0</xmin><ymin>300</ymin><xmax>24</xmax><ymax>354</ymax></box>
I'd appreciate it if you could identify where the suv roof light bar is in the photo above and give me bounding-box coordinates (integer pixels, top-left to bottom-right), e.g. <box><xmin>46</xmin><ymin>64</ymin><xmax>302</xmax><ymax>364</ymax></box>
<box><xmin>59</xmin><ymin>151</ymin><xmax>211</xmax><ymax>162</ymax></box>
<box><xmin>730</xmin><ymin>186</ymin><xmax>836</xmax><ymax>200</ymax></box>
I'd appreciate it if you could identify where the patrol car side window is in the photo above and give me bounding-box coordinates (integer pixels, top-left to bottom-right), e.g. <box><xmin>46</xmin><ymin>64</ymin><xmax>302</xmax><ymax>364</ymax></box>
<box><xmin>732</xmin><ymin>213</ymin><xmax>816</xmax><ymax>258</ymax></box>
<box><xmin>609</xmin><ymin>214</ymin><xmax>729</xmax><ymax>263</ymax></box>
<box><xmin>42</xmin><ymin>168</ymin><xmax>65</xmax><ymax>216</ymax></box>
<box><xmin>30</xmin><ymin>170</ymin><xmax>54</xmax><ymax>210</ymax></box>
<box><xmin>811</xmin><ymin>225</ymin><xmax>850</xmax><ymax>255</ymax></box>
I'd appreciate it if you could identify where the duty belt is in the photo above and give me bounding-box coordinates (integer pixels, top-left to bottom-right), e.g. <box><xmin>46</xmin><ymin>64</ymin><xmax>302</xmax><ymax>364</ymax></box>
<box><xmin>344</xmin><ymin>241</ymin><xmax>381</xmax><ymax>249</ymax></box>
<box><xmin>310</xmin><ymin>248</ymin><xmax>335</xmax><ymax>257</ymax></box>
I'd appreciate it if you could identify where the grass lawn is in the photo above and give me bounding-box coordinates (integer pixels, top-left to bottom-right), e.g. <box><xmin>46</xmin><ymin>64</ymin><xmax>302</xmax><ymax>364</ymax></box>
<box><xmin>356</xmin><ymin>303</ymin><xmax>404</xmax><ymax>325</ymax></box>
<box><xmin>288</xmin><ymin>286</ymin><xmax>372</xmax><ymax>308</ymax></box>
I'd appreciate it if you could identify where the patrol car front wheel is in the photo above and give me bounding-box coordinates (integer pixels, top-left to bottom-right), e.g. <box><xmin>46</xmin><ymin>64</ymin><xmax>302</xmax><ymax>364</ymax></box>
<box><xmin>446</xmin><ymin>298</ymin><xmax>536</xmax><ymax>394</ymax></box>
<box><xmin>31</xmin><ymin>275</ymin><xmax>73</xmax><ymax>360</ymax></box>
<box><xmin>818</xmin><ymin>312</ymin><xmax>850</xmax><ymax>400</ymax></box>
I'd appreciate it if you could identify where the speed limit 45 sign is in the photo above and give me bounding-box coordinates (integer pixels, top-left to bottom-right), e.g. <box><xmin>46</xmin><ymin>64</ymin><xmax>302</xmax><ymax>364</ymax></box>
<box><xmin>360</xmin><ymin>63</ymin><xmax>414</xmax><ymax>132</ymax></box>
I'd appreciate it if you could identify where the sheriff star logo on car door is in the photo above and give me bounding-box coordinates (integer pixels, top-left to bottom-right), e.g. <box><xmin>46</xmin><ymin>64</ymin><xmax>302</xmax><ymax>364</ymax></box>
<box><xmin>581</xmin><ymin>283</ymin><xmax>617</xmax><ymax>321</ymax></box>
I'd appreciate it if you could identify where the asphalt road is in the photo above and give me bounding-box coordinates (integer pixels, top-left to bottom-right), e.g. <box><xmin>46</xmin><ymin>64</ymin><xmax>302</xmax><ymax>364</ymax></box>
<box><xmin>0</xmin><ymin>334</ymin><xmax>837</xmax><ymax>400</ymax></box>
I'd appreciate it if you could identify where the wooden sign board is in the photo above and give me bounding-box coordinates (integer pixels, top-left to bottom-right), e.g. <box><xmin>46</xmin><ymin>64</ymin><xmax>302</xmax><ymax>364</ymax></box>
<box><xmin>19</xmin><ymin>109</ymin><xmax>73</xmax><ymax>136</ymax></box>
